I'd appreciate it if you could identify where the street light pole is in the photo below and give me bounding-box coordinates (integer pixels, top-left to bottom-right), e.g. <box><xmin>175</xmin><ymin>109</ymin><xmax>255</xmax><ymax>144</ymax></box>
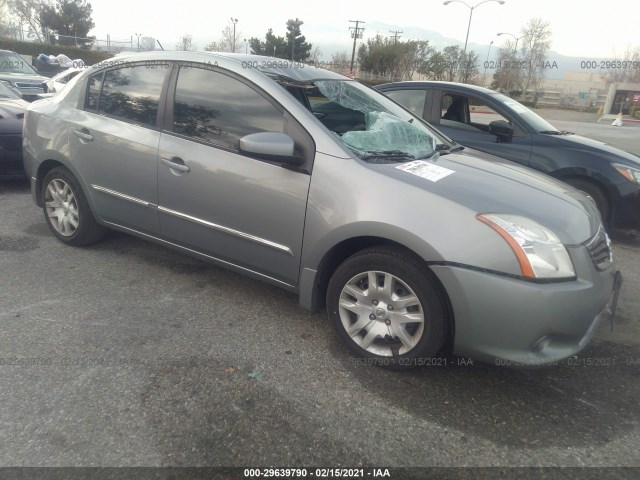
<box><xmin>290</xmin><ymin>19</ymin><xmax>303</xmax><ymax>61</ymax></box>
<box><xmin>497</xmin><ymin>32</ymin><xmax>521</xmax><ymax>96</ymax></box>
<box><xmin>482</xmin><ymin>40</ymin><xmax>493</xmax><ymax>85</ymax></box>
<box><xmin>230</xmin><ymin>18</ymin><xmax>238</xmax><ymax>53</ymax></box>
<box><xmin>443</xmin><ymin>0</ymin><xmax>505</xmax><ymax>54</ymax></box>
<box><xmin>244</xmin><ymin>38</ymin><xmax>247</xmax><ymax>54</ymax></box>
<box><xmin>134</xmin><ymin>33</ymin><xmax>141</xmax><ymax>52</ymax></box>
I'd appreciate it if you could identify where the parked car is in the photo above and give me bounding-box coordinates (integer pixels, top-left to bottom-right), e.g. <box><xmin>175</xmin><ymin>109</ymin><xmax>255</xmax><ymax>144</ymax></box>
<box><xmin>23</xmin><ymin>52</ymin><xmax>620</xmax><ymax>368</ymax></box>
<box><xmin>0</xmin><ymin>50</ymin><xmax>49</xmax><ymax>101</ymax></box>
<box><xmin>375</xmin><ymin>81</ymin><xmax>640</xmax><ymax>230</ymax></box>
<box><xmin>42</xmin><ymin>67</ymin><xmax>84</xmax><ymax>94</ymax></box>
<box><xmin>0</xmin><ymin>80</ymin><xmax>28</xmax><ymax>178</ymax></box>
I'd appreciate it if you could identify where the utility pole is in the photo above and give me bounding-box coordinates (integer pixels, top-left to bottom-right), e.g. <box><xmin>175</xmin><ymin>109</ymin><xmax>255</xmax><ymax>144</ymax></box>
<box><xmin>349</xmin><ymin>20</ymin><xmax>365</xmax><ymax>74</ymax></box>
<box><xmin>389</xmin><ymin>30</ymin><xmax>403</xmax><ymax>80</ymax></box>
<box><xmin>389</xmin><ymin>30</ymin><xmax>403</xmax><ymax>43</ymax></box>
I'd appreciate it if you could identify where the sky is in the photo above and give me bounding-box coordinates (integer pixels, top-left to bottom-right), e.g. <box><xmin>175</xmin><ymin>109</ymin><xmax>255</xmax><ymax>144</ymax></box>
<box><xmin>89</xmin><ymin>0</ymin><xmax>640</xmax><ymax>59</ymax></box>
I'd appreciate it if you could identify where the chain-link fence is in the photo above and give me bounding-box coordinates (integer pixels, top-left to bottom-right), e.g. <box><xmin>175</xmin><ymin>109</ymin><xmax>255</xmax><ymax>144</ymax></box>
<box><xmin>0</xmin><ymin>22</ymin><xmax>155</xmax><ymax>52</ymax></box>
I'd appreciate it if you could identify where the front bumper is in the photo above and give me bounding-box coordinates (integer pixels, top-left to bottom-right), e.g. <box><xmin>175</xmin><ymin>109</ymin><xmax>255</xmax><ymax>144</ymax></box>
<box><xmin>431</xmin><ymin>245</ymin><xmax>617</xmax><ymax>366</ymax></box>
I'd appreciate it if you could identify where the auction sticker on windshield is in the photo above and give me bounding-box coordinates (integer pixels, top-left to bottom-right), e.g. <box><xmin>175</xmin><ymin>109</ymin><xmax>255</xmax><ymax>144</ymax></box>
<box><xmin>396</xmin><ymin>160</ymin><xmax>455</xmax><ymax>182</ymax></box>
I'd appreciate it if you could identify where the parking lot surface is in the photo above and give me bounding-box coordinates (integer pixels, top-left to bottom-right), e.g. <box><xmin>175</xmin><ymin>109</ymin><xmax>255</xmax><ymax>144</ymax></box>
<box><xmin>535</xmin><ymin>108</ymin><xmax>640</xmax><ymax>157</ymax></box>
<box><xmin>1</xmin><ymin>179</ymin><xmax>639</xmax><ymax>472</ymax></box>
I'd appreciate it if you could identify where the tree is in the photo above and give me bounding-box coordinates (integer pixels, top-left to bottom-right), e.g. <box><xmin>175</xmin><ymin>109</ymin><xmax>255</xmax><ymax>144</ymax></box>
<box><xmin>39</xmin><ymin>0</ymin><xmax>95</xmax><ymax>46</ymax></box>
<box><xmin>175</xmin><ymin>33</ymin><xmax>195</xmax><ymax>51</ymax></box>
<box><xmin>285</xmin><ymin>18</ymin><xmax>312</xmax><ymax>61</ymax></box>
<box><xmin>249</xmin><ymin>19</ymin><xmax>313</xmax><ymax>61</ymax></box>
<box><xmin>419</xmin><ymin>51</ymin><xmax>447</xmax><ymax>80</ymax></box>
<box><xmin>7</xmin><ymin>0</ymin><xmax>45</xmax><ymax>42</ymax></box>
<box><xmin>357</xmin><ymin>36</ymin><xmax>476</xmax><ymax>83</ymax></box>
<box><xmin>491</xmin><ymin>18</ymin><xmax>552</xmax><ymax>98</ymax></box>
<box><xmin>357</xmin><ymin>34</ymin><xmax>413</xmax><ymax>79</ymax></box>
<box><xmin>308</xmin><ymin>46</ymin><xmax>322</xmax><ymax>63</ymax></box>
<box><xmin>458</xmin><ymin>50</ymin><xmax>480</xmax><ymax>84</ymax></box>
<box><xmin>331</xmin><ymin>50</ymin><xmax>350</xmax><ymax>74</ymax></box>
<box><xmin>249</xmin><ymin>28</ymin><xmax>287</xmax><ymax>57</ymax></box>
<box><xmin>401</xmin><ymin>40</ymin><xmax>433</xmax><ymax>80</ymax></box>
<box><xmin>519</xmin><ymin>18</ymin><xmax>552</xmax><ymax>96</ymax></box>
<box><xmin>205</xmin><ymin>25</ymin><xmax>243</xmax><ymax>53</ymax></box>
<box><xmin>602</xmin><ymin>46</ymin><xmax>640</xmax><ymax>84</ymax></box>
<box><xmin>491</xmin><ymin>38</ymin><xmax>523</xmax><ymax>96</ymax></box>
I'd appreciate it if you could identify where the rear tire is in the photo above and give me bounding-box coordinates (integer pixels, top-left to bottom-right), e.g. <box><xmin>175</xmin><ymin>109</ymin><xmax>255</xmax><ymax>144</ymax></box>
<box><xmin>42</xmin><ymin>167</ymin><xmax>106</xmax><ymax>246</ymax></box>
<box><xmin>565</xmin><ymin>178</ymin><xmax>610</xmax><ymax>227</ymax></box>
<box><xmin>326</xmin><ymin>246</ymin><xmax>447</xmax><ymax>369</ymax></box>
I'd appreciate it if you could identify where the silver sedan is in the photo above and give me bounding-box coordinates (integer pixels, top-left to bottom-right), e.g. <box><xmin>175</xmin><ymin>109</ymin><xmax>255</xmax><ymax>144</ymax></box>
<box><xmin>23</xmin><ymin>52</ymin><xmax>620</xmax><ymax>368</ymax></box>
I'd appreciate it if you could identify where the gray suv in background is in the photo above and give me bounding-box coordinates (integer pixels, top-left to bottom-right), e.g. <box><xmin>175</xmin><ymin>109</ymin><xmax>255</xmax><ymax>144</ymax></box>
<box><xmin>23</xmin><ymin>52</ymin><xmax>620</xmax><ymax>368</ymax></box>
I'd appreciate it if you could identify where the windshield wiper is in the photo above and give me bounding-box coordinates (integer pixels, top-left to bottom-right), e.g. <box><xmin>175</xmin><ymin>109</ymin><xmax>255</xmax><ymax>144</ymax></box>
<box><xmin>435</xmin><ymin>144</ymin><xmax>464</xmax><ymax>155</ymax></box>
<box><xmin>539</xmin><ymin>130</ymin><xmax>574</xmax><ymax>136</ymax></box>
<box><xmin>361</xmin><ymin>150</ymin><xmax>415</xmax><ymax>160</ymax></box>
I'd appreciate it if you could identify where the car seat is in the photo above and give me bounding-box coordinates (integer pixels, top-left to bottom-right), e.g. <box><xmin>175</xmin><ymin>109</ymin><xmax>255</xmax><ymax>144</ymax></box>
<box><xmin>442</xmin><ymin>98</ymin><xmax>465</xmax><ymax>123</ymax></box>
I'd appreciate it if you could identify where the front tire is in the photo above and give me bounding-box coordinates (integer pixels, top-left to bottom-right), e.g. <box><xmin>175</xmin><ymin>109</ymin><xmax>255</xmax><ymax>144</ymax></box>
<box><xmin>327</xmin><ymin>246</ymin><xmax>448</xmax><ymax>369</ymax></box>
<box><xmin>42</xmin><ymin>167</ymin><xmax>106</xmax><ymax>246</ymax></box>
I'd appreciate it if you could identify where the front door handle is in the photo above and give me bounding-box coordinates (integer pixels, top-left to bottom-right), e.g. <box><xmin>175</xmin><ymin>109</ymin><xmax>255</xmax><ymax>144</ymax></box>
<box><xmin>72</xmin><ymin>129</ymin><xmax>93</xmax><ymax>141</ymax></box>
<box><xmin>161</xmin><ymin>157</ymin><xmax>190</xmax><ymax>173</ymax></box>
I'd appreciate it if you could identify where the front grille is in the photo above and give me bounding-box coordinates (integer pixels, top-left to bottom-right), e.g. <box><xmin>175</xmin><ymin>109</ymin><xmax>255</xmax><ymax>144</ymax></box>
<box><xmin>15</xmin><ymin>82</ymin><xmax>43</xmax><ymax>90</ymax></box>
<box><xmin>584</xmin><ymin>226</ymin><xmax>612</xmax><ymax>271</ymax></box>
<box><xmin>0</xmin><ymin>135</ymin><xmax>22</xmax><ymax>152</ymax></box>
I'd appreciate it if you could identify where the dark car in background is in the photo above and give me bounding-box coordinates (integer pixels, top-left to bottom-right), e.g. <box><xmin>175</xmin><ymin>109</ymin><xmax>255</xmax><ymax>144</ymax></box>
<box><xmin>0</xmin><ymin>80</ymin><xmax>28</xmax><ymax>178</ymax></box>
<box><xmin>0</xmin><ymin>49</ymin><xmax>48</xmax><ymax>101</ymax></box>
<box><xmin>376</xmin><ymin>81</ymin><xmax>640</xmax><ymax>230</ymax></box>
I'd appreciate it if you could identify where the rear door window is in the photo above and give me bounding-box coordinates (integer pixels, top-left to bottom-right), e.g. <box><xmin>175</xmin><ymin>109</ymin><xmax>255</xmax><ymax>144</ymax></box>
<box><xmin>95</xmin><ymin>65</ymin><xmax>166</xmax><ymax>126</ymax></box>
<box><xmin>384</xmin><ymin>89</ymin><xmax>427</xmax><ymax>117</ymax></box>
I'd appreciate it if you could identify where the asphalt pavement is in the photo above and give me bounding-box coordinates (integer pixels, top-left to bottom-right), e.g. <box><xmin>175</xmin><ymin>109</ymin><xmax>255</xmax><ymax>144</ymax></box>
<box><xmin>1</xmin><ymin>178</ymin><xmax>639</xmax><ymax>477</ymax></box>
<box><xmin>534</xmin><ymin>108</ymin><xmax>640</xmax><ymax>157</ymax></box>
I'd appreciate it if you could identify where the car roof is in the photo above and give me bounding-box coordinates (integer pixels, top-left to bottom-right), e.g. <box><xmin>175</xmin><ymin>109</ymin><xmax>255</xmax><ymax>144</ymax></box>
<box><xmin>376</xmin><ymin>80</ymin><xmax>496</xmax><ymax>95</ymax></box>
<box><xmin>104</xmin><ymin>51</ymin><xmax>347</xmax><ymax>83</ymax></box>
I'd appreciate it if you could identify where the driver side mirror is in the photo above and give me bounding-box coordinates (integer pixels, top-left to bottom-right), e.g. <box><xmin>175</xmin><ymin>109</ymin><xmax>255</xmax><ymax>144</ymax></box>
<box><xmin>489</xmin><ymin>120</ymin><xmax>513</xmax><ymax>142</ymax></box>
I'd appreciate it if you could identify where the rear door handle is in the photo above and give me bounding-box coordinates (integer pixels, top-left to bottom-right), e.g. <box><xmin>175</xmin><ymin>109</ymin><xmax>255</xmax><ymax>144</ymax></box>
<box><xmin>161</xmin><ymin>157</ymin><xmax>190</xmax><ymax>173</ymax></box>
<box><xmin>72</xmin><ymin>129</ymin><xmax>93</xmax><ymax>141</ymax></box>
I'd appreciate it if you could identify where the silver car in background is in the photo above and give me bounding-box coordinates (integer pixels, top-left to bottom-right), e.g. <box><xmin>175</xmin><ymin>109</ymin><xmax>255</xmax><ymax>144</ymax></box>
<box><xmin>23</xmin><ymin>52</ymin><xmax>620</xmax><ymax>368</ymax></box>
<box><xmin>0</xmin><ymin>49</ymin><xmax>49</xmax><ymax>101</ymax></box>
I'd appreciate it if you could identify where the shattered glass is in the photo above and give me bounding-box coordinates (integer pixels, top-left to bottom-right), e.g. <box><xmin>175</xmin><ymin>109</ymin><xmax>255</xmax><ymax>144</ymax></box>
<box><xmin>341</xmin><ymin>112</ymin><xmax>435</xmax><ymax>158</ymax></box>
<box><xmin>315</xmin><ymin>80</ymin><xmax>436</xmax><ymax>160</ymax></box>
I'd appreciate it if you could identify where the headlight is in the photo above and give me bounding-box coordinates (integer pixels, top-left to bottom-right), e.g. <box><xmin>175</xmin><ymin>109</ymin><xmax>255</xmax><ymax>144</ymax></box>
<box><xmin>477</xmin><ymin>214</ymin><xmax>575</xmax><ymax>280</ymax></box>
<box><xmin>613</xmin><ymin>163</ymin><xmax>640</xmax><ymax>184</ymax></box>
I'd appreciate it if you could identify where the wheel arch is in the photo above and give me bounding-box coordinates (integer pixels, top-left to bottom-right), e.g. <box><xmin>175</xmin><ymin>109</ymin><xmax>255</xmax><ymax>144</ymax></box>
<box><xmin>35</xmin><ymin>158</ymin><xmax>96</xmax><ymax>216</ymax></box>
<box><xmin>300</xmin><ymin>235</ymin><xmax>455</xmax><ymax>352</ymax></box>
<box><xmin>554</xmin><ymin>172</ymin><xmax>615</xmax><ymax>224</ymax></box>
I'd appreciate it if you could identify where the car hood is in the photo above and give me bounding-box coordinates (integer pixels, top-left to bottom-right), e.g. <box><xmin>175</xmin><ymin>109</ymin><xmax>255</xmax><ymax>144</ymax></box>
<box><xmin>0</xmin><ymin>99</ymin><xmax>27</xmax><ymax>132</ymax></box>
<box><xmin>375</xmin><ymin>148</ymin><xmax>601</xmax><ymax>245</ymax></box>
<box><xmin>543</xmin><ymin>132</ymin><xmax>640</xmax><ymax>167</ymax></box>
